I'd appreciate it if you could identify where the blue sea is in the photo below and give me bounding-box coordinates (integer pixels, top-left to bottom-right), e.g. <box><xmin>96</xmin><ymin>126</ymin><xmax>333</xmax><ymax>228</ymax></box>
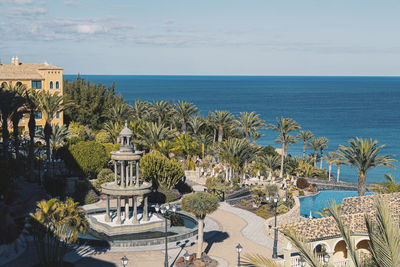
<box><xmin>65</xmin><ymin>75</ymin><xmax>400</xmax><ymax>184</ymax></box>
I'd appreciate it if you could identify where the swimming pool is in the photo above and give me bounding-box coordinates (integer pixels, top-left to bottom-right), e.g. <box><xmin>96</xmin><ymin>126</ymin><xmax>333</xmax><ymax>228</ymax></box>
<box><xmin>299</xmin><ymin>190</ymin><xmax>374</xmax><ymax>218</ymax></box>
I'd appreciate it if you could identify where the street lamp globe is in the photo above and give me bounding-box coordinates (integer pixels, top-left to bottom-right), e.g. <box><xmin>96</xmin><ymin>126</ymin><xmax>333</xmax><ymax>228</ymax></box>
<box><xmin>184</xmin><ymin>251</ymin><xmax>190</xmax><ymax>261</ymax></box>
<box><xmin>273</xmin><ymin>194</ymin><xmax>278</xmax><ymax>203</ymax></box>
<box><xmin>266</xmin><ymin>195</ymin><xmax>270</xmax><ymax>202</ymax></box>
<box><xmin>324</xmin><ymin>253</ymin><xmax>330</xmax><ymax>263</ymax></box>
<box><xmin>282</xmin><ymin>195</ymin><xmax>287</xmax><ymax>202</ymax></box>
<box><xmin>165</xmin><ymin>203</ymin><xmax>170</xmax><ymax>211</ymax></box>
<box><xmin>172</xmin><ymin>205</ymin><xmax>177</xmax><ymax>213</ymax></box>
<box><xmin>155</xmin><ymin>203</ymin><xmax>160</xmax><ymax>213</ymax></box>
<box><xmin>121</xmin><ymin>255</ymin><xmax>128</xmax><ymax>267</ymax></box>
<box><xmin>236</xmin><ymin>243</ymin><xmax>243</xmax><ymax>253</ymax></box>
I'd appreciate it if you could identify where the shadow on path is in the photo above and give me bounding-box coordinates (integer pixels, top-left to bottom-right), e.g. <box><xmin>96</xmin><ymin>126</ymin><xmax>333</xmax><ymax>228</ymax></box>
<box><xmin>204</xmin><ymin>231</ymin><xmax>230</xmax><ymax>254</ymax></box>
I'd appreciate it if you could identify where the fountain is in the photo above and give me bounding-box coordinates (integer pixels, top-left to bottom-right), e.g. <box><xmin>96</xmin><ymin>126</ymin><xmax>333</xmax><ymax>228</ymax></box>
<box><xmin>83</xmin><ymin>123</ymin><xmax>198</xmax><ymax>247</ymax></box>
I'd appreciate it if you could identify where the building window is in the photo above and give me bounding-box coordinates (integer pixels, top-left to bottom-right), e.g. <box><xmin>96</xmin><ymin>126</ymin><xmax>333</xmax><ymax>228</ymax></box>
<box><xmin>32</xmin><ymin>80</ymin><xmax>42</xmax><ymax>89</ymax></box>
<box><xmin>35</xmin><ymin>126</ymin><xmax>43</xmax><ymax>132</ymax></box>
<box><xmin>56</xmin><ymin>81</ymin><xmax>60</xmax><ymax>89</ymax></box>
<box><xmin>16</xmin><ymin>81</ymin><xmax>22</xmax><ymax>87</ymax></box>
<box><xmin>35</xmin><ymin>111</ymin><xmax>42</xmax><ymax>119</ymax></box>
<box><xmin>50</xmin><ymin>81</ymin><xmax>53</xmax><ymax>89</ymax></box>
<box><xmin>56</xmin><ymin>112</ymin><xmax>60</xmax><ymax>119</ymax></box>
<box><xmin>1</xmin><ymin>82</ymin><xmax>7</xmax><ymax>89</ymax></box>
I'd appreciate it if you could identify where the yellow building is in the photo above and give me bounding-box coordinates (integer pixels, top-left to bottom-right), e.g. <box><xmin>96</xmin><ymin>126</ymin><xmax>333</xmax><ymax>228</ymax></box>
<box><xmin>0</xmin><ymin>57</ymin><xmax>64</xmax><ymax>135</ymax></box>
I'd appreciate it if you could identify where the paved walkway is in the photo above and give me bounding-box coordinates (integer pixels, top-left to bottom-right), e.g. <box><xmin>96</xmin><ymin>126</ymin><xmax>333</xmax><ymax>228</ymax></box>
<box><xmin>219</xmin><ymin>202</ymin><xmax>284</xmax><ymax>253</ymax></box>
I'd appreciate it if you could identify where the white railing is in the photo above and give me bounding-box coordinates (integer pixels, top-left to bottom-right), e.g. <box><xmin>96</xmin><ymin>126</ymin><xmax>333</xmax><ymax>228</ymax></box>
<box><xmin>290</xmin><ymin>255</ymin><xmax>302</xmax><ymax>267</ymax></box>
<box><xmin>332</xmin><ymin>259</ymin><xmax>349</xmax><ymax>267</ymax></box>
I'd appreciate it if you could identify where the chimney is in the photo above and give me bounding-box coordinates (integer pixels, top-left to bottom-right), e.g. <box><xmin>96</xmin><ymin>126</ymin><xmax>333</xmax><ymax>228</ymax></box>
<box><xmin>11</xmin><ymin>57</ymin><xmax>15</xmax><ymax>65</ymax></box>
<box><xmin>15</xmin><ymin>56</ymin><xmax>19</xmax><ymax>65</ymax></box>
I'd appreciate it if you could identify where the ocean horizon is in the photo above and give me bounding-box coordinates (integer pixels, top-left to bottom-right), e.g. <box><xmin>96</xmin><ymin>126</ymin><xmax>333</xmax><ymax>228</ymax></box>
<box><xmin>65</xmin><ymin>75</ymin><xmax>400</xmax><ymax>184</ymax></box>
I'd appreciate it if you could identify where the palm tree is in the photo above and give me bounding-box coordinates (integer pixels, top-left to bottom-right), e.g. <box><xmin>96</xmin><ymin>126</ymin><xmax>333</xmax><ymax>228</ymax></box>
<box><xmin>173</xmin><ymin>101</ymin><xmax>198</xmax><ymax>133</ymax></box>
<box><xmin>128</xmin><ymin>119</ymin><xmax>145</xmax><ymax>151</ymax></box>
<box><xmin>261</xmin><ymin>154</ymin><xmax>280</xmax><ymax>178</ymax></box>
<box><xmin>37</xmin><ymin>91</ymin><xmax>71</xmax><ymax>162</ymax></box>
<box><xmin>324</xmin><ymin>152</ymin><xmax>336</xmax><ymax>181</ymax></box>
<box><xmin>317</xmin><ymin>137</ymin><xmax>328</xmax><ymax>169</ymax></box>
<box><xmin>296</xmin><ymin>130</ymin><xmax>314</xmax><ymax>159</ymax></box>
<box><xmin>251</xmin><ymin>130</ymin><xmax>263</xmax><ymax>145</ymax></box>
<box><xmin>138</xmin><ymin>122</ymin><xmax>171</xmax><ymax>151</ymax></box>
<box><xmin>0</xmin><ymin>86</ymin><xmax>25</xmax><ymax>161</ymax></box>
<box><xmin>171</xmin><ymin>134</ymin><xmax>199</xmax><ymax>169</ymax></box>
<box><xmin>308</xmin><ymin>138</ymin><xmax>322</xmax><ymax>167</ymax></box>
<box><xmin>156</xmin><ymin>140</ymin><xmax>173</xmax><ymax>158</ymax></box>
<box><xmin>333</xmin><ymin>157</ymin><xmax>347</xmax><ymax>183</ymax></box>
<box><xmin>214</xmin><ymin>110</ymin><xmax>235</xmax><ymax>142</ymax></box>
<box><xmin>274</xmin><ymin>134</ymin><xmax>297</xmax><ymax>157</ymax></box>
<box><xmin>150</xmin><ymin>100</ymin><xmax>171</xmax><ymax>126</ymax></box>
<box><xmin>36</xmin><ymin>124</ymin><xmax>69</xmax><ymax>159</ymax></box>
<box><xmin>235</xmin><ymin>112</ymin><xmax>265</xmax><ymax>141</ymax></box>
<box><xmin>25</xmin><ymin>89</ymin><xmax>40</xmax><ymax>180</ymax></box>
<box><xmin>188</xmin><ymin>115</ymin><xmax>205</xmax><ymax>136</ymax></box>
<box><xmin>181</xmin><ymin>192</ymin><xmax>219</xmax><ymax>259</ymax></box>
<box><xmin>104</xmin><ymin>121</ymin><xmax>122</xmax><ymax>144</ymax></box>
<box><xmin>206</xmin><ymin>111</ymin><xmax>217</xmax><ymax>143</ymax></box>
<box><xmin>110</xmin><ymin>101</ymin><xmax>131</xmax><ymax>124</ymax></box>
<box><xmin>371</xmin><ymin>174</ymin><xmax>400</xmax><ymax>194</ymax></box>
<box><xmin>9</xmin><ymin>84</ymin><xmax>28</xmax><ymax>160</ymax></box>
<box><xmin>268</xmin><ymin>117</ymin><xmax>301</xmax><ymax>179</ymax></box>
<box><xmin>195</xmin><ymin>133</ymin><xmax>213</xmax><ymax>159</ymax></box>
<box><xmin>335</xmin><ymin>137</ymin><xmax>396</xmax><ymax>196</ymax></box>
<box><xmin>132</xmin><ymin>100</ymin><xmax>150</xmax><ymax>121</ymax></box>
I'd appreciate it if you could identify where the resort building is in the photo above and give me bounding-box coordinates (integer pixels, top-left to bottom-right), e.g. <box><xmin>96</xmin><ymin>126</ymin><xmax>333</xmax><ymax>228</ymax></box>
<box><xmin>282</xmin><ymin>192</ymin><xmax>400</xmax><ymax>267</ymax></box>
<box><xmin>0</xmin><ymin>57</ymin><xmax>64</xmax><ymax>134</ymax></box>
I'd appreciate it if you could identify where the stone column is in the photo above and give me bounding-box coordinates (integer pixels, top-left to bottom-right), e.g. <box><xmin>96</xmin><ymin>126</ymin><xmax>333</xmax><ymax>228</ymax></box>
<box><xmin>136</xmin><ymin>160</ymin><xmax>140</xmax><ymax>186</ymax></box>
<box><xmin>143</xmin><ymin>194</ymin><xmax>149</xmax><ymax>221</ymax></box>
<box><xmin>125</xmin><ymin>196</ymin><xmax>129</xmax><ymax>221</ymax></box>
<box><xmin>126</xmin><ymin>164</ymin><xmax>129</xmax><ymax>186</ymax></box>
<box><xmin>129</xmin><ymin>161</ymin><xmax>133</xmax><ymax>185</ymax></box>
<box><xmin>116</xmin><ymin>196</ymin><xmax>121</xmax><ymax>224</ymax></box>
<box><xmin>114</xmin><ymin>161</ymin><xmax>118</xmax><ymax>184</ymax></box>
<box><xmin>105</xmin><ymin>195</ymin><xmax>111</xmax><ymax>222</ymax></box>
<box><xmin>121</xmin><ymin>161</ymin><xmax>125</xmax><ymax>188</ymax></box>
<box><xmin>132</xmin><ymin>196</ymin><xmax>138</xmax><ymax>224</ymax></box>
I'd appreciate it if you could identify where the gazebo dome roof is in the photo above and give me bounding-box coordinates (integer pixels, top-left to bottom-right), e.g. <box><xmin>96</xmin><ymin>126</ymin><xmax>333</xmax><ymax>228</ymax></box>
<box><xmin>119</xmin><ymin>121</ymin><xmax>133</xmax><ymax>136</ymax></box>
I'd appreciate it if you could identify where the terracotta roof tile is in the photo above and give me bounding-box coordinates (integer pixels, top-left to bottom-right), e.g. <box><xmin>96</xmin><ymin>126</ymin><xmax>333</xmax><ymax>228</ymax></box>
<box><xmin>0</xmin><ymin>63</ymin><xmax>63</xmax><ymax>80</ymax></box>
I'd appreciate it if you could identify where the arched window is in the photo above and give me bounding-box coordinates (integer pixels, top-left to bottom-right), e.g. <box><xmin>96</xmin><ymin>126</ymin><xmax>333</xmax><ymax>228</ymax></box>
<box><xmin>1</xmin><ymin>82</ymin><xmax>7</xmax><ymax>89</ymax></box>
<box><xmin>55</xmin><ymin>81</ymin><xmax>59</xmax><ymax>89</ymax></box>
<box><xmin>50</xmin><ymin>81</ymin><xmax>53</xmax><ymax>89</ymax></box>
<box><xmin>16</xmin><ymin>81</ymin><xmax>22</xmax><ymax>87</ymax></box>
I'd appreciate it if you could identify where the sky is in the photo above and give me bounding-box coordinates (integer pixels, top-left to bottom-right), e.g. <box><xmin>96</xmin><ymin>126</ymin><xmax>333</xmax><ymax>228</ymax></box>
<box><xmin>1</xmin><ymin>0</ymin><xmax>400</xmax><ymax>75</ymax></box>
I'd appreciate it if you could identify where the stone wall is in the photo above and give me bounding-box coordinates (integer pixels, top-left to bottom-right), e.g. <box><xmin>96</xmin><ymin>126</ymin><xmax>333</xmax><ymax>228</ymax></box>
<box><xmin>264</xmin><ymin>195</ymin><xmax>302</xmax><ymax>240</ymax></box>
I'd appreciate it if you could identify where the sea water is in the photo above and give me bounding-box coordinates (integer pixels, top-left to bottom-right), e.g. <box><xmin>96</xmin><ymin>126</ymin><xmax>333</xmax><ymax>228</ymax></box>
<box><xmin>65</xmin><ymin>75</ymin><xmax>400</xmax><ymax>184</ymax></box>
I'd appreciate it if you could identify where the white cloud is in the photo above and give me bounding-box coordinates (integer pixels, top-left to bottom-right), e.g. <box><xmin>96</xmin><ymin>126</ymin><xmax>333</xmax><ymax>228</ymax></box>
<box><xmin>75</xmin><ymin>24</ymin><xmax>105</xmax><ymax>34</ymax></box>
<box><xmin>64</xmin><ymin>0</ymin><xmax>82</xmax><ymax>7</ymax></box>
<box><xmin>0</xmin><ymin>0</ymin><xmax>34</xmax><ymax>4</ymax></box>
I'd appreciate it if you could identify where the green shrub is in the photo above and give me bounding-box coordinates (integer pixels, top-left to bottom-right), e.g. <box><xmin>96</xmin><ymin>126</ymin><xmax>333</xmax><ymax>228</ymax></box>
<box><xmin>206</xmin><ymin>177</ymin><xmax>229</xmax><ymax>192</ymax></box>
<box><xmin>102</xmin><ymin>143</ymin><xmax>120</xmax><ymax>157</ymax></box>
<box><xmin>299</xmin><ymin>190</ymin><xmax>305</xmax><ymax>196</ymax></box>
<box><xmin>68</xmin><ymin>121</ymin><xmax>94</xmax><ymax>140</ymax></box>
<box><xmin>67</xmin><ymin>141</ymin><xmax>108</xmax><ymax>177</ymax></box>
<box><xmin>240</xmin><ymin>199</ymin><xmax>250</xmax><ymax>206</ymax></box>
<box><xmin>277</xmin><ymin>204</ymin><xmax>288</xmax><ymax>215</ymax></box>
<box><xmin>148</xmin><ymin>185</ymin><xmax>181</xmax><ymax>203</ymax></box>
<box><xmin>95</xmin><ymin>130</ymin><xmax>112</xmax><ymax>143</ymax></box>
<box><xmin>94</xmin><ymin>168</ymin><xmax>114</xmax><ymax>192</ymax></box>
<box><xmin>256</xmin><ymin>205</ymin><xmax>271</xmax><ymax>219</ymax></box>
<box><xmin>265</xmin><ymin>184</ymin><xmax>278</xmax><ymax>196</ymax></box>
<box><xmin>174</xmin><ymin>181</ymin><xmax>193</xmax><ymax>194</ymax></box>
<box><xmin>84</xmin><ymin>189</ymin><xmax>99</xmax><ymax>204</ymax></box>
<box><xmin>66</xmin><ymin>137</ymin><xmax>81</xmax><ymax>146</ymax></box>
<box><xmin>140</xmin><ymin>151</ymin><xmax>184</xmax><ymax>189</ymax></box>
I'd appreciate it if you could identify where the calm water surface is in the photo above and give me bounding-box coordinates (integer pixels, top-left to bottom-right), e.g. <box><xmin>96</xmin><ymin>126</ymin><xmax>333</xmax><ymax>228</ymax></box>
<box><xmin>65</xmin><ymin>75</ymin><xmax>400</xmax><ymax>183</ymax></box>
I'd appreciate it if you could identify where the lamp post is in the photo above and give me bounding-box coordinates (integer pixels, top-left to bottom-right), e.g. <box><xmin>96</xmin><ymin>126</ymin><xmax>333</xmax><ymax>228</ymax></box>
<box><xmin>323</xmin><ymin>253</ymin><xmax>330</xmax><ymax>267</ymax></box>
<box><xmin>266</xmin><ymin>193</ymin><xmax>286</xmax><ymax>258</ymax></box>
<box><xmin>236</xmin><ymin>243</ymin><xmax>243</xmax><ymax>267</ymax></box>
<box><xmin>155</xmin><ymin>203</ymin><xmax>176</xmax><ymax>267</ymax></box>
<box><xmin>183</xmin><ymin>251</ymin><xmax>190</xmax><ymax>267</ymax></box>
<box><xmin>121</xmin><ymin>256</ymin><xmax>128</xmax><ymax>267</ymax></box>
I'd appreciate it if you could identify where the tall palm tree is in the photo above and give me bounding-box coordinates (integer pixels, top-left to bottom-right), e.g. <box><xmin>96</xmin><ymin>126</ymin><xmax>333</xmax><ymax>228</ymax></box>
<box><xmin>25</xmin><ymin>89</ymin><xmax>40</xmax><ymax>180</ymax></box>
<box><xmin>308</xmin><ymin>138</ymin><xmax>322</xmax><ymax>167</ymax></box>
<box><xmin>37</xmin><ymin>91</ymin><xmax>71</xmax><ymax>162</ymax></box>
<box><xmin>333</xmin><ymin>157</ymin><xmax>347</xmax><ymax>183</ymax></box>
<box><xmin>104</xmin><ymin>121</ymin><xmax>122</xmax><ymax>144</ymax></box>
<box><xmin>36</xmin><ymin>124</ymin><xmax>69</xmax><ymax>159</ymax></box>
<box><xmin>171</xmin><ymin>134</ymin><xmax>199</xmax><ymax>169</ymax></box>
<box><xmin>138</xmin><ymin>122</ymin><xmax>171</xmax><ymax>151</ymax></box>
<box><xmin>324</xmin><ymin>152</ymin><xmax>336</xmax><ymax>181</ymax></box>
<box><xmin>195</xmin><ymin>133</ymin><xmax>213</xmax><ymax>159</ymax></box>
<box><xmin>188</xmin><ymin>115</ymin><xmax>205</xmax><ymax>136</ymax></box>
<box><xmin>128</xmin><ymin>119</ymin><xmax>145</xmax><ymax>151</ymax></box>
<box><xmin>9</xmin><ymin>84</ymin><xmax>28</xmax><ymax>160</ymax></box>
<box><xmin>0</xmin><ymin>86</ymin><xmax>25</xmax><ymax>162</ymax></box>
<box><xmin>251</xmin><ymin>130</ymin><xmax>263</xmax><ymax>145</ymax></box>
<box><xmin>150</xmin><ymin>100</ymin><xmax>171</xmax><ymax>126</ymax></box>
<box><xmin>268</xmin><ymin>117</ymin><xmax>301</xmax><ymax>179</ymax></box>
<box><xmin>371</xmin><ymin>174</ymin><xmax>400</xmax><ymax>194</ymax></box>
<box><xmin>110</xmin><ymin>101</ymin><xmax>131</xmax><ymax>124</ymax></box>
<box><xmin>214</xmin><ymin>110</ymin><xmax>235</xmax><ymax>142</ymax></box>
<box><xmin>317</xmin><ymin>137</ymin><xmax>328</xmax><ymax>169</ymax></box>
<box><xmin>173</xmin><ymin>101</ymin><xmax>198</xmax><ymax>133</ymax></box>
<box><xmin>335</xmin><ymin>137</ymin><xmax>396</xmax><ymax>196</ymax></box>
<box><xmin>132</xmin><ymin>100</ymin><xmax>150</xmax><ymax>121</ymax></box>
<box><xmin>261</xmin><ymin>154</ymin><xmax>280</xmax><ymax>178</ymax></box>
<box><xmin>206</xmin><ymin>111</ymin><xmax>217</xmax><ymax>143</ymax></box>
<box><xmin>235</xmin><ymin>112</ymin><xmax>265</xmax><ymax>141</ymax></box>
<box><xmin>296</xmin><ymin>130</ymin><xmax>314</xmax><ymax>159</ymax></box>
<box><xmin>274</xmin><ymin>134</ymin><xmax>297</xmax><ymax>157</ymax></box>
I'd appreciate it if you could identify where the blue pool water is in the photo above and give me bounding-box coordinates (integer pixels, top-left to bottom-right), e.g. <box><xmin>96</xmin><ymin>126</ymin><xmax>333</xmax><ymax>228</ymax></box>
<box><xmin>300</xmin><ymin>190</ymin><xmax>374</xmax><ymax>218</ymax></box>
